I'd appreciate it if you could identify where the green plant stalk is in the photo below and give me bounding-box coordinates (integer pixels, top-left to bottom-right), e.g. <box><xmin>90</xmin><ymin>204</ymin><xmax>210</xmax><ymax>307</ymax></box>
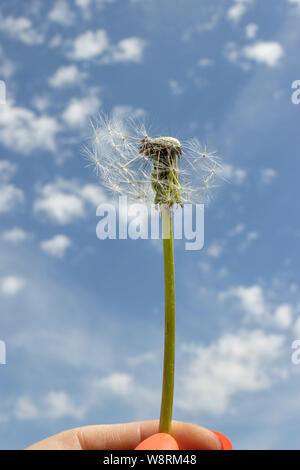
<box><xmin>159</xmin><ymin>205</ymin><xmax>176</xmax><ymax>434</ymax></box>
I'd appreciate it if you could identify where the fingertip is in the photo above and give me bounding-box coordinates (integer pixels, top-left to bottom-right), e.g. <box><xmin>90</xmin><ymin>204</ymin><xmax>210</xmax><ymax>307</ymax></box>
<box><xmin>170</xmin><ymin>421</ymin><xmax>223</xmax><ymax>450</ymax></box>
<box><xmin>135</xmin><ymin>433</ymin><xmax>179</xmax><ymax>450</ymax></box>
<box><xmin>210</xmin><ymin>431</ymin><xmax>232</xmax><ymax>450</ymax></box>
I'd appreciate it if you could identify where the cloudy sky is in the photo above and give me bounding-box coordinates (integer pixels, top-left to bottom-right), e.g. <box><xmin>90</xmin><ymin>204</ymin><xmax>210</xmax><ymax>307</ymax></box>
<box><xmin>0</xmin><ymin>0</ymin><xmax>300</xmax><ymax>450</ymax></box>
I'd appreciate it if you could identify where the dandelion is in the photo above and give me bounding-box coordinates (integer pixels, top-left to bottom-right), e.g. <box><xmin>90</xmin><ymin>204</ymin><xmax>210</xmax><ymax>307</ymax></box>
<box><xmin>86</xmin><ymin>113</ymin><xmax>222</xmax><ymax>208</ymax></box>
<box><xmin>85</xmin><ymin>113</ymin><xmax>223</xmax><ymax>447</ymax></box>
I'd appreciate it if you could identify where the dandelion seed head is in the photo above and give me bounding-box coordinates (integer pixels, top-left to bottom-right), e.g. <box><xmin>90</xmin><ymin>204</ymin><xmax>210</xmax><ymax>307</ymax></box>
<box><xmin>86</xmin><ymin>113</ymin><xmax>223</xmax><ymax>207</ymax></box>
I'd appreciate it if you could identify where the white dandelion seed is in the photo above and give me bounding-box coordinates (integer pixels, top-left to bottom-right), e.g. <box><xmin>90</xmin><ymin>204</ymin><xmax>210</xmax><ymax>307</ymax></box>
<box><xmin>84</xmin><ymin>113</ymin><xmax>223</xmax><ymax>207</ymax></box>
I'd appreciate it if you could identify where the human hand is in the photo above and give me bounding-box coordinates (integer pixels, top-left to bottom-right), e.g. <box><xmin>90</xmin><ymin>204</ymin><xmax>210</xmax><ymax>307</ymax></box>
<box><xmin>26</xmin><ymin>420</ymin><xmax>224</xmax><ymax>450</ymax></box>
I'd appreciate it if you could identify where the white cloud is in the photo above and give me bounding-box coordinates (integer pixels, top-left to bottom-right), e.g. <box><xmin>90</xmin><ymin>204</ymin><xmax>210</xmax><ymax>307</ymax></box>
<box><xmin>79</xmin><ymin>184</ymin><xmax>107</xmax><ymax>206</ymax></box>
<box><xmin>62</xmin><ymin>93</ymin><xmax>101</xmax><ymax>127</ymax></box>
<box><xmin>0</xmin><ymin>276</ymin><xmax>25</xmax><ymax>295</ymax></box>
<box><xmin>223</xmin><ymin>42</ymin><xmax>240</xmax><ymax>66</ymax></box>
<box><xmin>182</xmin><ymin>13</ymin><xmax>220</xmax><ymax>41</ymax></box>
<box><xmin>49</xmin><ymin>34</ymin><xmax>63</xmax><ymax>48</ymax></box>
<box><xmin>93</xmin><ymin>372</ymin><xmax>156</xmax><ymax>409</ymax></box>
<box><xmin>198</xmin><ymin>261</ymin><xmax>211</xmax><ymax>273</ymax></box>
<box><xmin>274</xmin><ymin>304</ymin><xmax>293</xmax><ymax>329</ymax></box>
<box><xmin>245</xmin><ymin>23</ymin><xmax>259</xmax><ymax>39</ymax></box>
<box><xmin>44</xmin><ymin>391</ymin><xmax>84</xmax><ymax>419</ymax></box>
<box><xmin>112</xmin><ymin>105</ymin><xmax>146</xmax><ymax>121</ymax></box>
<box><xmin>0</xmin><ymin>45</ymin><xmax>16</xmax><ymax>79</ymax></box>
<box><xmin>169</xmin><ymin>80</ymin><xmax>185</xmax><ymax>96</ymax></box>
<box><xmin>14</xmin><ymin>391</ymin><xmax>84</xmax><ymax>420</ymax></box>
<box><xmin>34</xmin><ymin>178</ymin><xmax>106</xmax><ymax>224</ymax></box>
<box><xmin>178</xmin><ymin>329</ymin><xmax>285</xmax><ymax>415</ymax></box>
<box><xmin>109</xmin><ymin>37</ymin><xmax>147</xmax><ymax>63</ymax></box>
<box><xmin>2</xmin><ymin>227</ymin><xmax>32</xmax><ymax>243</ymax></box>
<box><xmin>14</xmin><ymin>397</ymin><xmax>39</xmax><ymax>420</ymax></box>
<box><xmin>260</xmin><ymin>168</ymin><xmax>278</xmax><ymax>184</ymax></box>
<box><xmin>228</xmin><ymin>2</ymin><xmax>248</xmax><ymax>23</ymax></box>
<box><xmin>40</xmin><ymin>235</ymin><xmax>72</xmax><ymax>258</ymax></box>
<box><xmin>288</xmin><ymin>0</ymin><xmax>300</xmax><ymax>9</ymax></box>
<box><xmin>34</xmin><ymin>183</ymin><xmax>85</xmax><ymax>224</ymax></box>
<box><xmin>94</xmin><ymin>373</ymin><xmax>134</xmax><ymax>396</ymax></box>
<box><xmin>220</xmin><ymin>163</ymin><xmax>247</xmax><ymax>184</ymax></box>
<box><xmin>0</xmin><ymin>160</ymin><xmax>17</xmax><ymax>183</ymax></box>
<box><xmin>197</xmin><ymin>58</ymin><xmax>214</xmax><ymax>68</ymax></box>
<box><xmin>0</xmin><ymin>160</ymin><xmax>24</xmax><ymax>213</ymax></box>
<box><xmin>238</xmin><ymin>231</ymin><xmax>259</xmax><ymax>252</ymax></box>
<box><xmin>126</xmin><ymin>352</ymin><xmax>155</xmax><ymax>368</ymax></box>
<box><xmin>68</xmin><ymin>30</ymin><xmax>146</xmax><ymax>63</ymax></box>
<box><xmin>32</xmin><ymin>95</ymin><xmax>50</xmax><ymax>112</ymax></box>
<box><xmin>243</xmin><ymin>41</ymin><xmax>284</xmax><ymax>67</ymax></box>
<box><xmin>0</xmin><ymin>184</ymin><xmax>24</xmax><ymax>213</ymax></box>
<box><xmin>220</xmin><ymin>285</ymin><xmax>268</xmax><ymax>318</ymax></box>
<box><xmin>0</xmin><ymin>14</ymin><xmax>43</xmax><ymax>45</ymax></box>
<box><xmin>0</xmin><ymin>101</ymin><xmax>60</xmax><ymax>154</ymax></box>
<box><xmin>207</xmin><ymin>241</ymin><xmax>223</xmax><ymax>258</ymax></box>
<box><xmin>49</xmin><ymin>65</ymin><xmax>85</xmax><ymax>88</ymax></box>
<box><xmin>224</xmin><ymin>40</ymin><xmax>284</xmax><ymax>69</ymax></box>
<box><xmin>76</xmin><ymin>0</ymin><xmax>92</xmax><ymax>7</ymax></box>
<box><xmin>48</xmin><ymin>0</ymin><xmax>75</xmax><ymax>26</ymax></box>
<box><xmin>68</xmin><ymin>29</ymin><xmax>110</xmax><ymax>60</ymax></box>
<box><xmin>228</xmin><ymin>223</ymin><xmax>245</xmax><ymax>236</ymax></box>
<box><xmin>76</xmin><ymin>0</ymin><xmax>115</xmax><ymax>11</ymax></box>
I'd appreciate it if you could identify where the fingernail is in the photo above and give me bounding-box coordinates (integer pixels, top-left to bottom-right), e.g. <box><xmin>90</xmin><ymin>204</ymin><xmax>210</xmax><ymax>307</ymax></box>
<box><xmin>210</xmin><ymin>430</ymin><xmax>232</xmax><ymax>450</ymax></box>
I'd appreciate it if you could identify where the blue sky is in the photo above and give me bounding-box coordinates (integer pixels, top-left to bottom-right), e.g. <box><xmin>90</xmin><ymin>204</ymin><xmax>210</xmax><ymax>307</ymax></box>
<box><xmin>0</xmin><ymin>0</ymin><xmax>300</xmax><ymax>450</ymax></box>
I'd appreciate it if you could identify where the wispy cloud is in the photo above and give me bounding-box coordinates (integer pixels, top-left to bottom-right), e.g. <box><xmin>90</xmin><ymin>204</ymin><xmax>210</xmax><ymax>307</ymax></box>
<box><xmin>245</xmin><ymin>23</ymin><xmax>259</xmax><ymax>39</ymax></box>
<box><xmin>34</xmin><ymin>178</ymin><xmax>107</xmax><ymax>224</ymax></box>
<box><xmin>40</xmin><ymin>234</ymin><xmax>72</xmax><ymax>258</ymax></box>
<box><xmin>48</xmin><ymin>0</ymin><xmax>75</xmax><ymax>27</ymax></box>
<box><xmin>224</xmin><ymin>40</ymin><xmax>284</xmax><ymax>69</ymax></box>
<box><xmin>169</xmin><ymin>79</ymin><xmax>185</xmax><ymax>96</ymax></box>
<box><xmin>288</xmin><ymin>0</ymin><xmax>300</xmax><ymax>11</ymax></box>
<box><xmin>0</xmin><ymin>101</ymin><xmax>60</xmax><ymax>154</ymax></box>
<box><xmin>220</xmin><ymin>163</ymin><xmax>247</xmax><ymax>184</ymax></box>
<box><xmin>0</xmin><ymin>276</ymin><xmax>25</xmax><ymax>295</ymax></box>
<box><xmin>260</xmin><ymin>168</ymin><xmax>278</xmax><ymax>184</ymax></box>
<box><xmin>0</xmin><ymin>160</ymin><xmax>17</xmax><ymax>183</ymax></box>
<box><xmin>14</xmin><ymin>391</ymin><xmax>85</xmax><ymax>421</ymax></box>
<box><xmin>0</xmin><ymin>13</ymin><xmax>43</xmax><ymax>45</ymax></box>
<box><xmin>0</xmin><ymin>160</ymin><xmax>24</xmax><ymax>213</ymax></box>
<box><xmin>49</xmin><ymin>65</ymin><xmax>86</xmax><ymax>88</ymax></box>
<box><xmin>0</xmin><ymin>45</ymin><xmax>16</xmax><ymax>79</ymax></box>
<box><xmin>243</xmin><ymin>41</ymin><xmax>284</xmax><ymax>67</ymax></box>
<box><xmin>220</xmin><ymin>284</ymin><xmax>269</xmax><ymax>318</ymax></box>
<box><xmin>177</xmin><ymin>329</ymin><xmax>286</xmax><ymax>415</ymax></box>
<box><xmin>227</xmin><ymin>0</ymin><xmax>252</xmax><ymax>23</ymax></box>
<box><xmin>68</xmin><ymin>30</ymin><xmax>147</xmax><ymax>63</ymax></box>
<box><xmin>62</xmin><ymin>92</ymin><xmax>101</xmax><ymax>127</ymax></box>
<box><xmin>2</xmin><ymin>227</ymin><xmax>32</xmax><ymax>244</ymax></box>
<box><xmin>68</xmin><ymin>30</ymin><xmax>109</xmax><ymax>60</ymax></box>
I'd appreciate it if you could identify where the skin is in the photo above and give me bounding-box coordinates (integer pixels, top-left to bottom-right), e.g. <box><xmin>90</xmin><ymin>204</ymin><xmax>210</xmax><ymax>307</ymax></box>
<box><xmin>26</xmin><ymin>420</ymin><xmax>222</xmax><ymax>450</ymax></box>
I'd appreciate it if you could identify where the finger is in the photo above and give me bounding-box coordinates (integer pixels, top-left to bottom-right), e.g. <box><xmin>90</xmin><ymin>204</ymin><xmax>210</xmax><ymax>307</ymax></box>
<box><xmin>26</xmin><ymin>420</ymin><xmax>222</xmax><ymax>450</ymax></box>
<box><xmin>75</xmin><ymin>420</ymin><xmax>222</xmax><ymax>450</ymax></box>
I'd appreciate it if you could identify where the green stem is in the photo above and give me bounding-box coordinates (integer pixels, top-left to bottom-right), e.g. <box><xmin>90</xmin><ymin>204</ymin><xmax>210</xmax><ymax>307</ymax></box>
<box><xmin>159</xmin><ymin>205</ymin><xmax>176</xmax><ymax>434</ymax></box>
